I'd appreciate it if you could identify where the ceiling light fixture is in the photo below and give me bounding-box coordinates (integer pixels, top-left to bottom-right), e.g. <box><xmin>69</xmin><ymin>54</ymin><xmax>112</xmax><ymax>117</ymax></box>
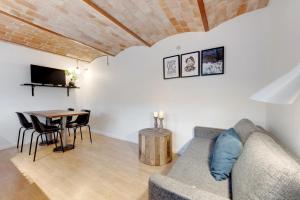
<box><xmin>106</xmin><ymin>56</ymin><xmax>109</xmax><ymax>66</ymax></box>
<box><xmin>250</xmin><ymin>62</ymin><xmax>300</xmax><ymax>104</ymax></box>
<box><xmin>75</xmin><ymin>59</ymin><xmax>81</xmax><ymax>75</ymax></box>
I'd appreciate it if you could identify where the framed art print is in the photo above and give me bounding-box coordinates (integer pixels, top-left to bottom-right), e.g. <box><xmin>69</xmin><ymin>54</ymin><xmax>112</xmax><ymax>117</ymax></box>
<box><xmin>180</xmin><ymin>51</ymin><xmax>200</xmax><ymax>77</ymax></box>
<box><xmin>201</xmin><ymin>47</ymin><xmax>224</xmax><ymax>76</ymax></box>
<box><xmin>163</xmin><ymin>55</ymin><xmax>180</xmax><ymax>79</ymax></box>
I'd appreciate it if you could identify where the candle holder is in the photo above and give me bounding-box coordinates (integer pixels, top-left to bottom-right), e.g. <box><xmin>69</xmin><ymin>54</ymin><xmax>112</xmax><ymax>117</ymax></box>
<box><xmin>154</xmin><ymin>117</ymin><xmax>158</xmax><ymax>128</ymax></box>
<box><xmin>159</xmin><ymin>117</ymin><xmax>164</xmax><ymax>129</ymax></box>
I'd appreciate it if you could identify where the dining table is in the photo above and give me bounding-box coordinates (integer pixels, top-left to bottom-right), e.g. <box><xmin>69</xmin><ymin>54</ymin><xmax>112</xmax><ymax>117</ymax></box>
<box><xmin>25</xmin><ymin>110</ymin><xmax>88</xmax><ymax>152</ymax></box>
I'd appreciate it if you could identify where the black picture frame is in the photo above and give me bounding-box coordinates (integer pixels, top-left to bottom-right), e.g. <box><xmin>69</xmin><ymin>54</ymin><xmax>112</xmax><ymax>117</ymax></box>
<box><xmin>201</xmin><ymin>47</ymin><xmax>224</xmax><ymax>76</ymax></box>
<box><xmin>180</xmin><ymin>51</ymin><xmax>200</xmax><ymax>78</ymax></box>
<box><xmin>163</xmin><ymin>55</ymin><xmax>180</xmax><ymax>79</ymax></box>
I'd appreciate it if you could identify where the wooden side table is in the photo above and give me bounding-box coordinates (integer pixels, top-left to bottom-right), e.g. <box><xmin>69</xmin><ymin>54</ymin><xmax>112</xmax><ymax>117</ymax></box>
<box><xmin>139</xmin><ymin>128</ymin><xmax>172</xmax><ymax>166</ymax></box>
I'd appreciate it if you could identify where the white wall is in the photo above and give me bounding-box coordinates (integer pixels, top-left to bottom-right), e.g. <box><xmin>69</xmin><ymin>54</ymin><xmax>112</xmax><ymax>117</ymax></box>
<box><xmin>264</xmin><ymin>0</ymin><xmax>300</xmax><ymax>157</ymax></box>
<box><xmin>0</xmin><ymin>41</ymin><xmax>79</xmax><ymax>150</ymax></box>
<box><xmin>78</xmin><ymin>8</ymin><xmax>270</xmax><ymax>152</ymax></box>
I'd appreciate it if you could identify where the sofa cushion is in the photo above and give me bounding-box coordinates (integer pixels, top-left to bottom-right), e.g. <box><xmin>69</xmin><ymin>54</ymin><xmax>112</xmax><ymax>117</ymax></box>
<box><xmin>232</xmin><ymin>132</ymin><xmax>300</xmax><ymax>200</ymax></box>
<box><xmin>167</xmin><ymin>137</ymin><xmax>231</xmax><ymax>198</ymax></box>
<box><xmin>149</xmin><ymin>174</ymin><xmax>230</xmax><ymax>200</ymax></box>
<box><xmin>210</xmin><ymin>128</ymin><xmax>242</xmax><ymax>181</ymax></box>
<box><xmin>233</xmin><ymin>119</ymin><xmax>258</xmax><ymax>144</ymax></box>
<box><xmin>194</xmin><ymin>126</ymin><xmax>224</xmax><ymax>139</ymax></box>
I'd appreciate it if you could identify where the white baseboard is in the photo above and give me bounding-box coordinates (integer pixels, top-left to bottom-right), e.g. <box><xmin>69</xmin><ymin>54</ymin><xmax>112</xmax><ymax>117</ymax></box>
<box><xmin>91</xmin><ymin>129</ymin><xmax>138</xmax><ymax>144</ymax></box>
<box><xmin>0</xmin><ymin>130</ymin><xmax>138</xmax><ymax>151</ymax></box>
<box><xmin>0</xmin><ymin>143</ymin><xmax>14</xmax><ymax>151</ymax></box>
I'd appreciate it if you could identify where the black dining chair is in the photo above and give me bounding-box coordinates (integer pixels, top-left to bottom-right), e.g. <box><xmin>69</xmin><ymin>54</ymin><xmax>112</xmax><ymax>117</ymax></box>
<box><xmin>67</xmin><ymin>109</ymin><xmax>92</xmax><ymax>148</ymax></box>
<box><xmin>65</xmin><ymin>108</ymin><xmax>75</xmax><ymax>136</ymax></box>
<box><xmin>16</xmin><ymin>112</ymin><xmax>34</xmax><ymax>153</ymax></box>
<box><xmin>49</xmin><ymin>108</ymin><xmax>75</xmax><ymax>126</ymax></box>
<box><xmin>29</xmin><ymin>115</ymin><xmax>64</xmax><ymax>162</ymax></box>
<box><xmin>66</xmin><ymin>108</ymin><xmax>75</xmax><ymax>123</ymax></box>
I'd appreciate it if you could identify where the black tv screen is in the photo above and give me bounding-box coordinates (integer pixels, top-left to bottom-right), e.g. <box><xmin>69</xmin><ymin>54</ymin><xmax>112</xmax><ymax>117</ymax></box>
<box><xmin>31</xmin><ymin>65</ymin><xmax>66</xmax><ymax>85</ymax></box>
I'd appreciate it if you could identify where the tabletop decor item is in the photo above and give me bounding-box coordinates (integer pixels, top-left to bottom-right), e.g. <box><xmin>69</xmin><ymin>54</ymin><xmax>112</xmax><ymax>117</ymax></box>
<box><xmin>158</xmin><ymin>111</ymin><xmax>164</xmax><ymax>128</ymax></box>
<box><xmin>153</xmin><ymin>112</ymin><xmax>158</xmax><ymax>128</ymax></box>
<box><xmin>163</xmin><ymin>55</ymin><xmax>180</xmax><ymax>79</ymax></box>
<box><xmin>180</xmin><ymin>51</ymin><xmax>200</xmax><ymax>77</ymax></box>
<box><xmin>65</xmin><ymin>68</ymin><xmax>79</xmax><ymax>87</ymax></box>
<box><xmin>201</xmin><ymin>46</ymin><xmax>224</xmax><ymax>76</ymax></box>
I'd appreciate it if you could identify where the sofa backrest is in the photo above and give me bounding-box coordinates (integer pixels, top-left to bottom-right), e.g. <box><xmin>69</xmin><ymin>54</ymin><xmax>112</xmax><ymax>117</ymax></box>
<box><xmin>232</xmin><ymin>132</ymin><xmax>300</xmax><ymax>200</ymax></box>
<box><xmin>233</xmin><ymin>119</ymin><xmax>259</xmax><ymax>144</ymax></box>
<box><xmin>194</xmin><ymin>126</ymin><xmax>224</xmax><ymax>139</ymax></box>
<box><xmin>193</xmin><ymin>119</ymin><xmax>259</xmax><ymax>142</ymax></box>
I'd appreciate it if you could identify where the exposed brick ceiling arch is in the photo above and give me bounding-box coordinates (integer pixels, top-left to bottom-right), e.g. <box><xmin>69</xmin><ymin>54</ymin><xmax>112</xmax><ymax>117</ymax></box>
<box><xmin>0</xmin><ymin>0</ymin><xmax>269</xmax><ymax>62</ymax></box>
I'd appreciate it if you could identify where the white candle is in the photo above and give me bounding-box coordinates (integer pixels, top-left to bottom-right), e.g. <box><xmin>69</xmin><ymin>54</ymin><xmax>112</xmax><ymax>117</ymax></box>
<box><xmin>153</xmin><ymin>112</ymin><xmax>158</xmax><ymax>117</ymax></box>
<box><xmin>158</xmin><ymin>111</ymin><xmax>164</xmax><ymax>118</ymax></box>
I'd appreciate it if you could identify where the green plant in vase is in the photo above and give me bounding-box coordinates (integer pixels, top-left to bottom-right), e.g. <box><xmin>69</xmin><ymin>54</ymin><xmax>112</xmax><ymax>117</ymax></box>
<box><xmin>65</xmin><ymin>69</ymin><xmax>79</xmax><ymax>87</ymax></box>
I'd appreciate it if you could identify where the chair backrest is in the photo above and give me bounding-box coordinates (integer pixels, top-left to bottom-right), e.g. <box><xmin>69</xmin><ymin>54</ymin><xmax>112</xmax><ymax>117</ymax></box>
<box><xmin>81</xmin><ymin>109</ymin><xmax>90</xmax><ymax>123</ymax></box>
<box><xmin>75</xmin><ymin>109</ymin><xmax>90</xmax><ymax>125</ymax></box>
<box><xmin>30</xmin><ymin>115</ymin><xmax>45</xmax><ymax>133</ymax></box>
<box><xmin>16</xmin><ymin>112</ymin><xmax>31</xmax><ymax>128</ymax></box>
<box><xmin>67</xmin><ymin>108</ymin><xmax>75</xmax><ymax>122</ymax></box>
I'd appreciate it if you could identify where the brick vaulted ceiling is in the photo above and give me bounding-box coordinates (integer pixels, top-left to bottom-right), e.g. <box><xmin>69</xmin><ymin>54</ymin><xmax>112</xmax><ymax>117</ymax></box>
<box><xmin>0</xmin><ymin>0</ymin><xmax>269</xmax><ymax>62</ymax></box>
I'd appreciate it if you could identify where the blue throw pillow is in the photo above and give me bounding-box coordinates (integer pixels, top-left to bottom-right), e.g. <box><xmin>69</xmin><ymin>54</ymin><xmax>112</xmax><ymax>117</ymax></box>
<box><xmin>210</xmin><ymin>128</ymin><xmax>242</xmax><ymax>181</ymax></box>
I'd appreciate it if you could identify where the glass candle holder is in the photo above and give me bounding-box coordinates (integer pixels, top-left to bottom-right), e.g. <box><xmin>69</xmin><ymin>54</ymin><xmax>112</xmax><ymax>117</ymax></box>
<box><xmin>154</xmin><ymin>117</ymin><xmax>158</xmax><ymax>128</ymax></box>
<box><xmin>159</xmin><ymin>117</ymin><xmax>164</xmax><ymax>129</ymax></box>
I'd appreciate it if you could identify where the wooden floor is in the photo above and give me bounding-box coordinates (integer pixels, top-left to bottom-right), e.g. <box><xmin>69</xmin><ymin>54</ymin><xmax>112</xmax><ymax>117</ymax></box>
<box><xmin>1</xmin><ymin>131</ymin><xmax>175</xmax><ymax>200</ymax></box>
<box><xmin>0</xmin><ymin>148</ymin><xmax>48</xmax><ymax>200</ymax></box>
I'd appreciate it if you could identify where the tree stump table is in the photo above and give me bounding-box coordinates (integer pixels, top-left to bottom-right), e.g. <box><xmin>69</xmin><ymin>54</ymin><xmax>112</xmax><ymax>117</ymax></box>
<box><xmin>138</xmin><ymin>128</ymin><xmax>172</xmax><ymax>166</ymax></box>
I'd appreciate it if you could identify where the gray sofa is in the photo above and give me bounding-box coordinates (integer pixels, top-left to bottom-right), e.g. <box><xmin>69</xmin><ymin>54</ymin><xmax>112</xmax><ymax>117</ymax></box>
<box><xmin>149</xmin><ymin>119</ymin><xmax>300</xmax><ymax>200</ymax></box>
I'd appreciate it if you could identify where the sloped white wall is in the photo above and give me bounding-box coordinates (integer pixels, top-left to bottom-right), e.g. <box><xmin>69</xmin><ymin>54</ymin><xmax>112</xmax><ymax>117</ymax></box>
<box><xmin>78</xmin><ymin>7</ymin><xmax>270</xmax><ymax>152</ymax></box>
<box><xmin>0</xmin><ymin>42</ymin><xmax>79</xmax><ymax>150</ymax></box>
<box><xmin>264</xmin><ymin>0</ymin><xmax>300</xmax><ymax>157</ymax></box>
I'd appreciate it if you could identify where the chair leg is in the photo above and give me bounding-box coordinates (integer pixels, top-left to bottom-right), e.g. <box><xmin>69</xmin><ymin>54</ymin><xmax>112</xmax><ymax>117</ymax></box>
<box><xmin>29</xmin><ymin>131</ymin><xmax>36</xmax><ymax>155</ymax></box>
<box><xmin>45</xmin><ymin>134</ymin><xmax>49</xmax><ymax>145</ymax></box>
<box><xmin>53</xmin><ymin>131</ymin><xmax>56</xmax><ymax>141</ymax></box>
<box><xmin>80</xmin><ymin>127</ymin><xmax>83</xmax><ymax>140</ymax></box>
<box><xmin>87</xmin><ymin>125</ymin><xmax>92</xmax><ymax>143</ymax></box>
<box><xmin>73</xmin><ymin>128</ymin><xmax>77</xmax><ymax>148</ymax></box>
<box><xmin>41</xmin><ymin>134</ymin><xmax>44</xmax><ymax>143</ymax></box>
<box><xmin>17</xmin><ymin>127</ymin><xmax>23</xmax><ymax>149</ymax></box>
<box><xmin>68</xmin><ymin>128</ymin><xmax>70</xmax><ymax>136</ymax></box>
<box><xmin>20</xmin><ymin>129</ymin><xmax>27</xmax><ymax>153</ymax></box>
<box><xmin>58</xmin><ymin>131</ymin><xmax>64</xmax><ymax>153</ymax></box>
<box><xmin>33</xmin><ymin>134</ymin><xmax>41</xmax><ymax>162</ymax></box>
<box><xmin>53</xmin><ymin>132</ymin><xmax>57</xmax><ymax>148</ymax></box>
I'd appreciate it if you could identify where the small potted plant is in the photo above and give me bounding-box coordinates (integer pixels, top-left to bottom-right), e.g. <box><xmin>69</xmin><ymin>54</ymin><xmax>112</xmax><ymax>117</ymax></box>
<box><xmin>65</xmin><ymin>69</ymin><xmax>79</xmax><ymax>87</ymax></box>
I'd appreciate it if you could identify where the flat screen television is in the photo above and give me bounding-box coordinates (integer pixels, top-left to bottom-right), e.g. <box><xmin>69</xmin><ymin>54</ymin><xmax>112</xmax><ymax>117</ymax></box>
<box><xmin>31</xmin><ymin>64</ymin><xmax>66</xmax><ymax>86</ymax></box>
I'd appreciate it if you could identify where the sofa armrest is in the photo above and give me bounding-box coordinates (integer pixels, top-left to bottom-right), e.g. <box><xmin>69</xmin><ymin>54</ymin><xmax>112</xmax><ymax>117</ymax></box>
<box><xmin>149</xmin><ymin>174</ymin><xmax>229</xmax><ymax>200</ymax></box>
<box><xmin>194</xmin><ymin>126</ymin><xmax>224</xmax><ymax>139</ymax></box>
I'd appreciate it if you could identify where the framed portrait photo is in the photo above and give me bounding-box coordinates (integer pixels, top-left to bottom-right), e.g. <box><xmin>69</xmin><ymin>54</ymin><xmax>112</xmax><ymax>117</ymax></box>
<box><xmin>180</xmin><ymin>51</ymin><xmax>200</xmax><ymax>77</ymax></box>
<box><xmin>163</xmin><ymin>55</ymin><xmax>180</xmax><ymax>79</ymax></box>
<box><xmin>201</xmin><ymin>47</ymin><xmax>224</xmax><ymax>76</ymax></box>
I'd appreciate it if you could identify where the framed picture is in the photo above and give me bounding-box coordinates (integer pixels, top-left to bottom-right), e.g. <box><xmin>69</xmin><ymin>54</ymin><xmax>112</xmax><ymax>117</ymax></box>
<box><xmin>201</xmin><ymin>47</ymin><xmax>224</xmax><ymax>76</ymax></box>
<box><xmin>163</xmin><ymin>55</ymin><xmax>180</xmax><ymax>79</ymax></box>
<box><xmin>180</xmin><ymin>51</ymin><xmax>200</xmax><ymax>77</ymax></box>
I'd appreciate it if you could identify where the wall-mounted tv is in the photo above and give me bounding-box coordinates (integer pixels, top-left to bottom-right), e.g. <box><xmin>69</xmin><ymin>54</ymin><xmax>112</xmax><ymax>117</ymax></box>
<box><xmin>31</xmin><ymin>64</ymin><xmax>66</xmax><ymax>86</ymax></box>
